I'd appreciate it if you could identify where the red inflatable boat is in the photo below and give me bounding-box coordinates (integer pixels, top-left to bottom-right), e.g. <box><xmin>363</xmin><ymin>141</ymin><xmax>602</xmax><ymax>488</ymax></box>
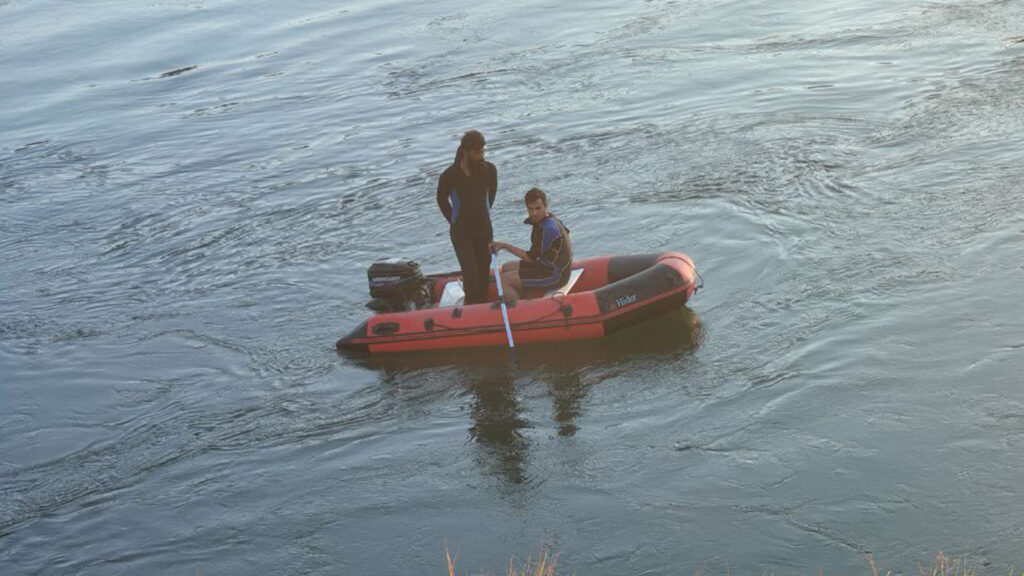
<box><xmin>336</xmin><ymin>252</ymin><xmax>699</xmax><ymax>354</ymax></box>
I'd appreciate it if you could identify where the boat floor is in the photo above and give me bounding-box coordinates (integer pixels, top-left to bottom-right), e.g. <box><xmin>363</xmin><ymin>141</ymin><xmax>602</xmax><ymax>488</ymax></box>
<box><xmin>437</xmin><ymin>267</ymin><xmax>583</xmax><ymax>308</ymax></box>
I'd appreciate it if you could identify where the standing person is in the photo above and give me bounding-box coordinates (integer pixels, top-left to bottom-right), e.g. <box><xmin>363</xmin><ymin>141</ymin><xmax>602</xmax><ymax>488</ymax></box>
<box><xmin>437</xmin><ymin>130</ymin><xmax>497</xmax><ymax>305</ymax></box>
<box><xmin>490</xmin><ymin>187</ymin><xmax>572</xmax><ymax>302</ymax></box>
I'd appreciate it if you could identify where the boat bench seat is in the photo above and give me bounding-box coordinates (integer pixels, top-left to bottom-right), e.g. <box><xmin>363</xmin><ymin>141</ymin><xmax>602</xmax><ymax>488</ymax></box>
<box><xmin>545</xmin><ymin>267</ymin><xmax>583</xmax><ymax>297</ymax></box>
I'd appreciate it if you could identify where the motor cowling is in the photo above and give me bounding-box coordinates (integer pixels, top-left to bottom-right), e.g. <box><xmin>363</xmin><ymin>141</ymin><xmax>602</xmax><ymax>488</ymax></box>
<box><xmin>366</xmin><ymin>258</ymin><xmax>429</xmax><ymax>312</ymax></box>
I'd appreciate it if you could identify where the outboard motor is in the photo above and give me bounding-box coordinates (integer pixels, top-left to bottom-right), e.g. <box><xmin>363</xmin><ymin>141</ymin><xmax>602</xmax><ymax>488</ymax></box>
<box><xmin>366</xmin><ymin>258</ymin><xmax>429</xmax><ymax>312</ymax></box>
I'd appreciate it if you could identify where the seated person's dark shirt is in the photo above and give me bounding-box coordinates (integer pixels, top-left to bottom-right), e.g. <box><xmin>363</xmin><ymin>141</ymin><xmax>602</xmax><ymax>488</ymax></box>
<box><xmin>519</xmin><ymin>214</ymin><xmax>572</xmax><ymax>292</ymax></box>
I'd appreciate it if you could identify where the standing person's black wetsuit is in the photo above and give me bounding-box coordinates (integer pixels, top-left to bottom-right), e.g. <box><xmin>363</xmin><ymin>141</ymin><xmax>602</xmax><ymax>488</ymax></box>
<box><xmin>437</xmin><ymin>130</ymin><xmax>497</xmax><ymax>305</ymax></box>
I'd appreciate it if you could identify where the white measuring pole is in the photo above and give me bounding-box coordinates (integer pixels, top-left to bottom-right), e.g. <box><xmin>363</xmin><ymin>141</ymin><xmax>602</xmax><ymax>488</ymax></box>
<box><xmin>491</xmin><ymin>252</ymin><xmax>515</xmax><ymax>349</ymax></box>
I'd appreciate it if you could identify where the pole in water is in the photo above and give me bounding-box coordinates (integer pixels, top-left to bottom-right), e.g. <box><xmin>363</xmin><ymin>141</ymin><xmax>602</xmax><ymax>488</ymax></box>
<box><xmin>491</xmin><ymin>252</ymin><xmax>515</xmax><ymax>349</ymax></box>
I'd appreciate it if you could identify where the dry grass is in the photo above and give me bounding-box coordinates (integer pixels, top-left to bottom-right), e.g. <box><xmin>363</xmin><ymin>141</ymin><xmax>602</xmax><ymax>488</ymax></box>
<box><xmin>918</xmin><ymin>552</ymin><xmax>975</xmax><ymax>576</ymax></box>
<box><xmin>446</xmin><ymin>546</ymin><xmax>563</xmax><ymax>576</ymax></box>
<box><xmin>447</xmin><ymin>549</ymin><xmax>1019</xmax><ymax>576</ymax></box>
<box><xmin>869</xmin><ymin>551</ymin><xmax>977</xmax><ymax>576</ymax></box>
<box><xmin>866</xmin><ymin>551</ymin><xmax>1017</xmax><ymax>576</ymax></box>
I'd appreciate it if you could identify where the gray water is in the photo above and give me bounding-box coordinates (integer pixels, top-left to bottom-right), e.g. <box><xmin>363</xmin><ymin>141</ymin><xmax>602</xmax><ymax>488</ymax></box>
<box><xmin>3</xmin><ymin>1</ymin><xmax>1024</xmax><ymax>574</ymax></box>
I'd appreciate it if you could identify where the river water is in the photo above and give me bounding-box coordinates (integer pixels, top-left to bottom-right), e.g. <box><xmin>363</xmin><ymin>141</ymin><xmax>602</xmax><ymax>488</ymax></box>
<box><xmin>2</xmin><ymin>1</ymin><xmax>1024</xmax><ymax>574</ymax></box>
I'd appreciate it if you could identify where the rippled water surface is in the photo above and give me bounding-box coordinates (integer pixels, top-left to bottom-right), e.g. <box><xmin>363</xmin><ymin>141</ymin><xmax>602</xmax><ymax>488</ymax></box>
<box><xmin>3</xmin><ymin>1</ymin><xmax>1024</xmax><ymax>574</ymax></box>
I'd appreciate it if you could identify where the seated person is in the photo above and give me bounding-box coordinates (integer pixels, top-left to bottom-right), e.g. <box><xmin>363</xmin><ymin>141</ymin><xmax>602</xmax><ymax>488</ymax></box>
<box><xmin>490</xmin><ymin>187</ymin><xmax>572</xmax><ymax>302</ymax></box>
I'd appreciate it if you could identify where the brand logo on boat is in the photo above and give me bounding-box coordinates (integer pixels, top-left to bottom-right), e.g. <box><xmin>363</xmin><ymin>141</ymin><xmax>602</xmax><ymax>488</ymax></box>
<box><xmin>615</xmin><ymin>294</ymin><xmax>638</xmax><ymax>308</ymax></box>
<box><xmin>371</xmin><ymin>276</ymin><xmax>403</xmax><ymax>284</ymax></box>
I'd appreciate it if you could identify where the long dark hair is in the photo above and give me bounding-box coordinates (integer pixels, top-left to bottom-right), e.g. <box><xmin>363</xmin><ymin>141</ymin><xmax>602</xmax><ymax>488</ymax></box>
<box><xmin>454</xmin><ymin>130</ymin><xmax>486</xmax><ymax>164</ymax></box>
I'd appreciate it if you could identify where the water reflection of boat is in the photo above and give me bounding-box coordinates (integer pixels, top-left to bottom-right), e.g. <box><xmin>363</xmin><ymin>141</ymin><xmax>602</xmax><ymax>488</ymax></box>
<box><xmin>336</xmin><ymin>252</ymin><xmax>700</xmax><ymax>354</ymax></box>
<box><xmin>353</xmin><ymin>308</ymin><xmax>704</xmax><ymax>494</ymax></box>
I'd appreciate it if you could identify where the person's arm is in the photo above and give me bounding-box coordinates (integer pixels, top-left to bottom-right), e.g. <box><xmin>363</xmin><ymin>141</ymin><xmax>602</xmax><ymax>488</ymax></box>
<box><xmin>488</xmin><ymin>164</ymin><xmax>497</xmax><ymax>208</ymax></box>
<box><xmin>436</xmin><ymin>172</ymin><xmax>453</xmax><ymax>224</ymax></box>
<box><xmin>491</xmin><ymin>241</ymin><xmax>530</xmax><ymax>261</ymax></box>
